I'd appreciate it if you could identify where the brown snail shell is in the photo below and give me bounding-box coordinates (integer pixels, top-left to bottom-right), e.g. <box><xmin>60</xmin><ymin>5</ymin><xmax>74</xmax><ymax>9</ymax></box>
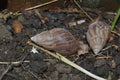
<box><xmin>86</xmin><ymin>21</ymin><xmax>110</xmax><ymax>54</ymax></box>
<box><xmin>31</xmin><ymin>28</ymin><xmax>78</xmax><ymax>56</ymax></box>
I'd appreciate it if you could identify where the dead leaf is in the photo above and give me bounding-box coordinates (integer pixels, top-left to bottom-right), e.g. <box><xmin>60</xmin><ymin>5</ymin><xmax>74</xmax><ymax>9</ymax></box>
<box><xmin>12</xmin><ymin>20</ymin><xmax>23</xmax><ymax>33</ymax></box>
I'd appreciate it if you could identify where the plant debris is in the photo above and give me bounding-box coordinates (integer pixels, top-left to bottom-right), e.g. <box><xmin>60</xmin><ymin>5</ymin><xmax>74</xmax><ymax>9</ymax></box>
<box><xmin>0</xmin><ymin>2</ymin><xmax>120</xmax><ymax>80</ymax></box>
<box><xmin>12</xmin><ymin>20</ymin><xmax>23</xmax><ymax>33</ymax></box>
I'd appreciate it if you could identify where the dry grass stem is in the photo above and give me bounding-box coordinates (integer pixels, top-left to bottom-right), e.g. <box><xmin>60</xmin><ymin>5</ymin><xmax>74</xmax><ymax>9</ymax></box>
<box><xmin>73</xmin><ymin>0</ymin><xmax>94</xmax><ymax>21</ymax></box>
<box><xmin>27</xmin><ymin>41</ymin><xmax>106</xmax><ymax>80</ymax></box>
<box><xmin>0</xmin><ymin>60</ymin><xmax>30</xmax><ymax>65</ymax></box>
<box><xmin>25</xmin><ymin>0</ymin><xmax>58</xmax><ymax>11</ymax></box>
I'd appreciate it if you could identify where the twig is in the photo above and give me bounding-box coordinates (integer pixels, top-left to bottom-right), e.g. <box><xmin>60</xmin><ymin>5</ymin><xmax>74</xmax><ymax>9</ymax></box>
<box><xmin>96</xmin><ymin>56</ymin><xmax>112</xmax><ymax>59</ymax></box>
<box><xmin>111</xmin><ymin>31</ymin><xmax>120</xmax><ymax>37</ymax></box>
<box><xmin>0</xmin><ymin>55</ymin><xmax>28</xmax><ymax>80</ymax></box>
<box><xmin>0</xmin><ymin>65</ymin><xmax>12</xmax><ymax>80</ymax></box>
<box><xmin>25</xmin><ymin>0</ymin><xmax>58</xmax><ymax>11</ymax></box>
<box><xmin>102</xmin><ymin>45</ymin><xmax>112</xmax><ymax>51</ymax></box>
<box><xmin>35</xmin><ymin>9</ymin><xmax>44</xmax><ymax>23</ymax></box>
<box><xmin>27</xmin><ymin>41</ymin><xmax>106</xmax><ymax>80</ymax></box>
<box><xmin>0</xmin><ymin>60</ymin><xmax>30</xmax><ymax>65</ymax></box>
<box><xmin>22</xmin><ymin>65</ymin><xmax>41</xmax><ymax>80</ymax></box>
<box><xmin>106</xmin><ymin>12</ymin><xmax>116</xmax><ymax>15</ymax></box>
<box><xmin>28</xmin><ymin>70</ymin><xmax>41</xmax><ymax>80</ymax></box>
<box><xmin>0</xmin><ymin>12</ymin><xmax>13</xmax><ymax>20</ymax></box>
<box><xmin>35</xmin><ymin>9</ymin><xmax>48</xmax><ymax>24</ymax></box>
<box><xmin>73</xmin><ymin>0</ymin><xmax>94</xmax><ymax>22</ymax></box>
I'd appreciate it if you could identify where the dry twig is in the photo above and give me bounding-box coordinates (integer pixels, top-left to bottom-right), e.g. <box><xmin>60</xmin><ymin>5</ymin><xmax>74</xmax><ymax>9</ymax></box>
<box><xmin>73</xmin><ymin>0</ymin><xmax>94</xmax><ymax>21</ymax></box>
<box><xmin>111</xmin><ymin>31</ymin><xmax>120</xmax><ymax>37</ymax></box>
<box><xmin>96</xmin><ymin>56</ymin><xmax>112</xmax><ymax>59</ymax></box>
<box><xmin>28</xmin><ymin>70</ymin><xmax>41</xmax><ymax>80</ymax></box>
<box><xmin>0</xmin><ymin>56</ymin><xmax>27</xmax><ymax>80</ymax></box>
<box><xmin>0</xmin><ymin>60</ymin><xmax>30</xmax><ymax>65</ymax></box>
<box><xmin>35</xmin><ymin>9</ymin><xmax>48</xmax><ymax>24</ymax></box>
<box><xmin>25</xmin><ymin>0</ymin><xmax>58</xmax><ymax>11</ymax></box>
<box><xmin>0</xmin><ymin>12</ymin><xmax>13</xmax><ymax>20</ymax></box>
<box><xmin>27</xmin><ymin>41</ymin><xmax>106</xmax><ymax>80</ymax></box>
<box><xmin>0</xmin><ymin>65</ymin><xmax>12</xmax><ymax>80</ymax></box>
<box><xmin>22</xmin><ymin>65</ymin><xmax>41</xmax><ymax>80</ymax></box>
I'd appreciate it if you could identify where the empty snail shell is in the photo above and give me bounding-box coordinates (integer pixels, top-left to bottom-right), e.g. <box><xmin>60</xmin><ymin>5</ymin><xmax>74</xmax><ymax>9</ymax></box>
<box><xmin>31</xmin><ymin>28</ymin><xmax>79</xmax><ymax>56</ymax></box>
<box><xmin>86</xmin><ymin>20</ymin><xmax>110</xmax><ymax>54</ymax></box>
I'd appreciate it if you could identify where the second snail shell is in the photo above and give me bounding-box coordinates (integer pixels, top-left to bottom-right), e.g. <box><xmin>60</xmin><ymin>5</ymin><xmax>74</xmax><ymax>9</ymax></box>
<box><xmin>86</xmin><ymin>20</ymin><xmax>110</xmax><ymax>54</ymax></box>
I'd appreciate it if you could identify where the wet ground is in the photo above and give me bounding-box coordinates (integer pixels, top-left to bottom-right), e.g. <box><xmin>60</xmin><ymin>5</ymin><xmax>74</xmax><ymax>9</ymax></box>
<box><xmin>0</xmin><ymin>5</ymin><xmax>120</xmax><ymax>80</ymax></box>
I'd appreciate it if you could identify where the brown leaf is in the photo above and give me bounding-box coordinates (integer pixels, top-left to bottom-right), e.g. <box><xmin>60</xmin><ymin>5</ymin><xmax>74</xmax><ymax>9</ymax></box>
<box><xmin>12</xmin><ymin>20</ymin><xmax>23</xmax><ymax>33</ymax></box>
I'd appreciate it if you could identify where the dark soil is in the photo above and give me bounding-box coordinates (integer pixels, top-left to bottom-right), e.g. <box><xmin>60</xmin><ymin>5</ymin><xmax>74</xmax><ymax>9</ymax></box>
<box><xmin>0</xmin><ymin>7</ymin><xmax>120</xmax><ymax>80</ymax></box>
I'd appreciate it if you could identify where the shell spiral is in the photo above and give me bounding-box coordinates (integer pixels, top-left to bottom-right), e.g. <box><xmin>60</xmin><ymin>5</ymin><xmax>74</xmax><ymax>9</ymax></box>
<box><xmin>86</xmin><ymin>21</ymin><xmax>110</xmax><ymax>54</ymax></box>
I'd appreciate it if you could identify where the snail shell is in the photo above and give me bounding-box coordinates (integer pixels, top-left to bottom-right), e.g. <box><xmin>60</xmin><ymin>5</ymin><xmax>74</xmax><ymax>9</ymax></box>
<box><xmin>86</xmin><ymin>21</ymin><xmax>110</xmax><ymax>54</ymax></box>
<box><xmin>31</xmin><ymin>28</ymin><xmax>78</xmax><ymax>56</ymax></box>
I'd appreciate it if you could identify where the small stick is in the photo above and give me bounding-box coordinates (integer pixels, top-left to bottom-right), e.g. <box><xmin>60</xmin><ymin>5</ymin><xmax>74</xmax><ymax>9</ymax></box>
<box><xmin>0</xmin><ymin>65</ymin><xmax>12</xmax><ymax>80</ymax></box>
<box><xmin>35</xmin><ymin>9</ymin><xmax>48</xmax><ymax>24</ymax></box>
<box><xmin>0</xmin><ymin>56</ymin><xmax>28</xmax><ymax>80</ymax></box>
<box><xmin>73</xmin><ymin>0</ymin><xmax>94</xmax><ymax>22</ymax></box>
<box><xmin>22</xmin><ymin>64</ymin><xmax>41</xmax><ymax>80</ymax></box>
<box><xmin>102</xmin><ymin>45</ymin><xmax>112</xmax><ymax>51</ymax></box>
<box><xmin>27</xmin><ymin>41</ymin><xmax>106</xmax><ymax>80</ymax></box>
<box><xmin>25</xmin><ymin>0</ymin><xmax>58</xmax><ymax>11</ymax></box>
<box><xmin>0</xmin><ymin>60</ymin><xmax>30</xmax><ymax>65</ymax></box>
<box><xmin>28</xmin><ymin>70</ymin><xmax>41</xmax><ymax>80</ymax></box>
<box><xmin>111</xmin><ymin>31</ymin><xmax>120</xmax><ymax>37</ymax></box>
<box><xmin>96</xmin><ymin>56</ymin><xmax>112</xmax><ymax>59</ymax></box>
